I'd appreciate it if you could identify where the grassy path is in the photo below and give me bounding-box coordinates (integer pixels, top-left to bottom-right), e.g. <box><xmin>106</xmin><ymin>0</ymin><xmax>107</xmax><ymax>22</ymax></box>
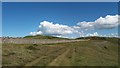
<box><xmin>23</xmin><ymin>56</ymin><xmax>46</xmax><ymax>67</ymax></box>
<box><xmin>22</xmin><ymin>47</ymin><xmax>66</xmax><ymax>67</ymax></box>
<box><xmin>48</xmin><ymin>48</ymin><xmax>70</xmax><ymax>66</ymax></box>
<box><xmin>22</xmin><ymin>48</ymin><xmax>70</xmax><ymax>67</ymax></box>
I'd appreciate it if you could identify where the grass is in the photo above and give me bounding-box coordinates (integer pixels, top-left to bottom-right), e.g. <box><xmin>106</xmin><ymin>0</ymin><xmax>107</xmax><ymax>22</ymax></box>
<box><xmin>2</xmin><ymin>37</ymin><xmax>119</xmax><ymax>66</ymax></box>
<box><xmin>23</xmin><ymin>35</ymin><xmax>69</xmax><ymax>40</ymax></box>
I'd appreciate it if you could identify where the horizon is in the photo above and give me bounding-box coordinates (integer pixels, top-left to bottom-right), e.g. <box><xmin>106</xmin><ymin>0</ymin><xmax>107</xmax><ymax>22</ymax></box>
<box><xmin>1</xmin><ymin>35</ymin><xmax>119</xmax><ymax>39</ymax></box>
<box><xmin>2</xmin><ymin>2</ymin><xmax>119</xmax><ymax>38</ymax></box>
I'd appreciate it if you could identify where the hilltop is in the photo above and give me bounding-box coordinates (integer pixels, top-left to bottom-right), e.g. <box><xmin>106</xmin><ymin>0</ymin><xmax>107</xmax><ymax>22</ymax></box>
<box><xmin>77</xmin><ymin>36</ymin><xmax>119</xmax><ymax>44</ymax></box>
<box><xmin>23</xmin><ymin>35</ymin><xmax>69</xmax><ymax>40</ymax></box>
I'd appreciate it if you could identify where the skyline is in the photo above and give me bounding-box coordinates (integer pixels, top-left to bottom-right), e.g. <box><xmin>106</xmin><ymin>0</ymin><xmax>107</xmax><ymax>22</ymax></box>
<box><xmin>2</xmin><ymin>2</ymin><xmax>119</xmax><ymax>38</ymax></box>
<box><xmin>2</xmin><ymin>0</ymin><xmax>120</xmax><ymax>2</ymax></box>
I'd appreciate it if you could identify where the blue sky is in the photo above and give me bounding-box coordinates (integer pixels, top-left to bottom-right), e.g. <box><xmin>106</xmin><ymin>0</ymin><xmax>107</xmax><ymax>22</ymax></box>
<box><xmin>2</xmin><ymin>2</ymin><xmax>119</xmax><ymax>38</ymax></box>
<box><xmin>0</xmin><ymin>2</ymin><xmax>2</xmax><ymax>37</ymax></box>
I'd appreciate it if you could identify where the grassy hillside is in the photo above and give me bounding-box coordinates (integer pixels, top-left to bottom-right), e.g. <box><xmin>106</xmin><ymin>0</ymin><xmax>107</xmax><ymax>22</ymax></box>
<box><xmin>2</xmin><ymin>37</ymin><xmax>119</xmax><ymax>66</ymax></box>
<box><xmin>24</xmin><ymin>35</ymin><xmax>69</xmax><ymax>40</ymax></box>
<box><xmin>77</xmin><ymin>36</ymin><xmax>119</xmax><ymax>44</ymax></box>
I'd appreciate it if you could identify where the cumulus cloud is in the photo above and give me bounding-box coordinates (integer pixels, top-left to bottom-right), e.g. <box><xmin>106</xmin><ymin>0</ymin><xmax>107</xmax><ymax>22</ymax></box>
<box><xmin>77</xmin><ymin>21</ymin><xmax>95</xmax><ymax>30</ymax></box>
<box><xmin>77</xmin><ymin>15</ymin><xmax>119</xmax><ymax>30</ymax></box>
<box><xmin>38</xmin><ymin>21</ymin><xmax>75</xmax><ymax>35</ymax></box>
<box><xmin>95</xmin><ymin>15</ymin><xmax>119</xmax><ymax>29</ymax></box>
<box><xmin>30</xmin><ymin>31</ymin><xmax>42</xmax><ymax>36</ymax></box>
<box><xmin>84</xmin><ymin>32</ymin><xmax>118</xmax><ymax>37</ymax></box>
<box><xmin>30</xmin><ymin>21</ymin><xmax>80</xmax><ymax>38</ymax></box>
<box><xmin>30</xmin><ymin>15</ymin><xmax>119</xmax><ymax>38</ymax></box>
<box><xmin>104</xmin><ymin>33</ymin><xmax>118</xmax><ymax>37</ymax></box>
<box><xmin>86</xmin><ymin>32</ymin><xmax>99</xmax><ymax>36</ymax></box>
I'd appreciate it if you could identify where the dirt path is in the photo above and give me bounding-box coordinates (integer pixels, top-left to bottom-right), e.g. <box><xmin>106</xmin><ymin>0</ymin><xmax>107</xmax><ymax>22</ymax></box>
<box><xmin>23</xmin><ymin>56</ymin><xmax>46</xmax><ymax>67</ymax></box>
<box><xmin>22</xmin><ymin>47</ymin><xmax>66</xmax><ymax>67</ymax></box>
<box><xmin>22</xmin><ymin>48</ymin><xmax>69</xmax><ymax>67</ymax></box>
<box><xmin>48</xmin><ymin>48</ymin><xmax>70</xmax><ymax>66</ymax></box>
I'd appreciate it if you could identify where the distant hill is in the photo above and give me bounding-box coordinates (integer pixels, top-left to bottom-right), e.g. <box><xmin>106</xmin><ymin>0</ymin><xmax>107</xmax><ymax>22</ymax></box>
<box><xmin>77</xmin><ymin>36</ymin><xmax>120</xmax><ymax>44</ymax></box>
<box><xmin>77</xmin><ymin>36</ymin><xmax>107</xmax><ymax>40</ymax></box>
<box><xmin>23</xmin><ymin>35</ymin><xmax>68</xmax><ymax>40</ymax></box>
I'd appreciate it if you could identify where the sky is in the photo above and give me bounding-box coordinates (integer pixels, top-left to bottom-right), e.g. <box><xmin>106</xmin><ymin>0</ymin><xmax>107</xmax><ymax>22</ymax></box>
<box><xmin>2</xmin><ymin>0</ymin><xmax>120</xmax><ymax>2</ymax></box>
<box><xmin>2</xmin><ymin>2</ymin><xmax>119</xmax><ymax>38</ymax></box>
<box><xmin>0</xmin><ymin>2</ymin><xmax>2</xmax><ymax>37</ymax></box>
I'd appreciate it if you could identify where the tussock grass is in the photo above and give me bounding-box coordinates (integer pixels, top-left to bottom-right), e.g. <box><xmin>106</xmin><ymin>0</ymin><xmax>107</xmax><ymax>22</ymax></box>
<box><xmin>2</xmin><ymin>37</ymin><xmax>119</xmax><ymax>66</ymax></box>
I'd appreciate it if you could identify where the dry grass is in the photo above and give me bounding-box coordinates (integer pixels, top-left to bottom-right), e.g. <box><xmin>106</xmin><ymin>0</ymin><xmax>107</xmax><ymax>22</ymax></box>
<box><xmin>2</xmin><ymin>38</ymin><xmax>119</xmax><ymax>66</ymax></box>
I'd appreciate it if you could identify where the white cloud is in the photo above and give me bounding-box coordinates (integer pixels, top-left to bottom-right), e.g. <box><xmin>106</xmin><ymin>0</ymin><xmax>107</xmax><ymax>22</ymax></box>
<box><xmin>30</xmin><ymin>15</ymin><xmax>119</xmax><ymax>38</ymax></box>
<box><xmin>95</xmin><ymin>15</ymin><xmax>119</xmax><ymax>29</ymax></box>
<box><xmin>30</xmin><ymin>31</ymin><xmax>42</xmax><ymax>36</ymax></box>
<box><xmin>77</xmin><ymin>15</ymin><xmax>119</xmax><ymax>30</ymax></box>
<box><xmin>84</xmin><ymin>32</ymin><xmax>118</xmax><ymax>37</ymax></box>
<box><xmin>39</xmin><ymin>21</ymin><xmax>75</xmax><ymax>35</ymax></box>
<box><xmin>30</xmin><ymin>21</ymin><xmax>80</xmax><ymax>38</ymax></box>
<box><xmin>105</xmin><ymin>33</ymin><xmax>118</xmax><ymax>37</ymax></box>
<box><xmin>77</xmin><ymin>21</ymin><xmax>95</xmax><ymax>30</ymax></box>
<box><xmin>86</xmin><ymin>32</ymin><xmax>99</xmax><ymax>37</ymax></box>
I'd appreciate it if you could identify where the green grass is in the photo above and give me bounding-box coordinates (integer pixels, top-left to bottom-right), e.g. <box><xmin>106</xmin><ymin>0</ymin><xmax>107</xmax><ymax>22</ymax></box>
<box><xmin>23</xmin><ymin>35</ymin><xmax>69</xmax><ymax>40</ymax></box>
<box><xmin>2</xmin><ymin>38</ymin><xmax>119</xmax><ymax>66</ymax></box>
